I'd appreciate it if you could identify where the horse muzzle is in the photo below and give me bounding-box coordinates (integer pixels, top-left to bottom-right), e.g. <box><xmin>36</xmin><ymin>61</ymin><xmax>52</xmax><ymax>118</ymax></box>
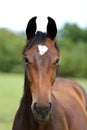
<box><xmin>31</xmin><ymin>102</ymin><xmax>52</xmax><ymax>121</ymax></box>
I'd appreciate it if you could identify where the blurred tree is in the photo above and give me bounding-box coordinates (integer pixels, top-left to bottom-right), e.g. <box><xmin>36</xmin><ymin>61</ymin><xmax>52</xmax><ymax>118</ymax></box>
<box><xmin>0</xmin><ymin>26</ymin><xmax>87</xmax><ymax>78</ymax></box>
<box><xmin>0</xmin><ymin>28</ymin><xmax>25</xmax><ymax>72</ymax></box>
<box><xmin>58</xmin><ymin>23</ymin><xmax>87</xmax><ymax>42</ymax></box>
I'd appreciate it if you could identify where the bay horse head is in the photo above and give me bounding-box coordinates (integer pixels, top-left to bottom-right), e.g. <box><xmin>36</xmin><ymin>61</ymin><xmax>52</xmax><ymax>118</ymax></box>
<box><xmin>23</xmin><ymin>17</ymin><xmax>59</xmax><ymax>121</ymax></box>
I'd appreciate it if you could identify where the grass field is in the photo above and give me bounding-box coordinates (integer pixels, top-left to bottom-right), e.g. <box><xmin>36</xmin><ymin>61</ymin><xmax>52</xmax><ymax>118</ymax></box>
<box><xmin>0</xmin><ymin>73</ymin><xmax>23</xmax><ymax>130</ymax></box>
<box><xmin>0</xmin><ymin>73</ymin><xmax>87</xmax><ymax>130</ymax></box>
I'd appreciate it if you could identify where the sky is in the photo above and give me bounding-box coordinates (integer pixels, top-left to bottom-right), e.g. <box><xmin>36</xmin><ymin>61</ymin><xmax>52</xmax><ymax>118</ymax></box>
<box><xmin>0</xmin><ymin>0</ymin><xmax>87</xmax><ymax>32</ymax></box>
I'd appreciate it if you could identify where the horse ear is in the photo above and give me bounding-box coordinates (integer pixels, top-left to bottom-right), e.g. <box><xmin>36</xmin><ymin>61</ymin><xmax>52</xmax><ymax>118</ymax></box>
<box><xmin>26</xmin><ymin>16</ymin><xmax>37</xmax><ymax>39</ymax></box>
<box><xmin>47</xmin><ymin>17</ymin><xmax>57</xmax><ymax>39</ymax></box>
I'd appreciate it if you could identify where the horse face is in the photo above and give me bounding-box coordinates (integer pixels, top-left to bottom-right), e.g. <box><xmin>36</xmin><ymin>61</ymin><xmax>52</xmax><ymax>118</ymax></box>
<box><xmin>23</xmin><ymin>17</ymin><xmax>59</xmax><ymax>121</ymax></box>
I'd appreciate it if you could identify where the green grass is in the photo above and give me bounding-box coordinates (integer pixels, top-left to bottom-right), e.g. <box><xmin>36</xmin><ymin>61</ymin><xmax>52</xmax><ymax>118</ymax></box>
<box><xmin>0</xmin><ymin>73</ymin><xmax>87</xmax><ymax>130</ymax></box>
<box><xmin>0</xmin><ymin>73</ymin><xmax>23</xmax><ymax>130</ymax></box>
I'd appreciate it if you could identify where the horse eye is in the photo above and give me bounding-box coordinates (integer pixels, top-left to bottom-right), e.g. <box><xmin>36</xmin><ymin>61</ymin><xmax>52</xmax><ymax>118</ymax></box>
<box><xmin>54</xmin><ymin>58</ymin><xmax>60</xmax><ymax>65</ymax></box>
<box><xmin>24</xmin><ymin>57</ymin><xmax>30</xmax><ymax>64</ymax></box>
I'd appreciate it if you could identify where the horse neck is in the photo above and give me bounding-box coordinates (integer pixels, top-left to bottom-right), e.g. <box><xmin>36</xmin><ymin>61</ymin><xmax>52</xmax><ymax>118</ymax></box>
<box><xmin>24</xmin><ymin>72</ymin><xmax>32</xmax><ymax>106</ymax></box>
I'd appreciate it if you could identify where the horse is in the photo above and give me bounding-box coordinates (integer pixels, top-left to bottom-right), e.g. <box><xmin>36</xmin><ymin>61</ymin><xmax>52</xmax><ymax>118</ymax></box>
<box><xmin>12</xmin><ymin>17</ymin><xmax>87</xmax><ymax>130</ymax></box>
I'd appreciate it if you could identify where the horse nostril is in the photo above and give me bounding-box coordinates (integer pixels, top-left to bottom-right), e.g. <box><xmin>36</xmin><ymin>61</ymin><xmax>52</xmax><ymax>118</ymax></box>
<box><xmin>34</xmin><ymin>103</ymin><xmax>52</xmax><ymax>116</ymax></box>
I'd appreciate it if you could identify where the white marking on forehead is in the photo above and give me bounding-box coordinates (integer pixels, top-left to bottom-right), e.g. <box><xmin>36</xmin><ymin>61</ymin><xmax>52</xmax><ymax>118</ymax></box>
<box><xmin>38</xmin><ymin>45</ymin><xmax>48</xmax><ymax>55</ymax></box>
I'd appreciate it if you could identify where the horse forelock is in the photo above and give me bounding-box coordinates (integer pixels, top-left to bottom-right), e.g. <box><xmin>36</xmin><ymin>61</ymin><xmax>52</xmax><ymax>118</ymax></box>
<box><xmin>23</xmin><ymin>31</ymin><xmax>59</xmax><ymax>53</ymax></box>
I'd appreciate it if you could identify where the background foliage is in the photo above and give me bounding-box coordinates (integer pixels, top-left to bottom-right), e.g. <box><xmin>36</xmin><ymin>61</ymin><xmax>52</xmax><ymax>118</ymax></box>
<box><xmin>0</xmin><ymin>24</ymin><xmax>87</xmax><ymax>77</ymax></box>
<box><xmin>0</xmin><ymin>29</ymin><xmax>24</xmax><ymax>73</ymax></box>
